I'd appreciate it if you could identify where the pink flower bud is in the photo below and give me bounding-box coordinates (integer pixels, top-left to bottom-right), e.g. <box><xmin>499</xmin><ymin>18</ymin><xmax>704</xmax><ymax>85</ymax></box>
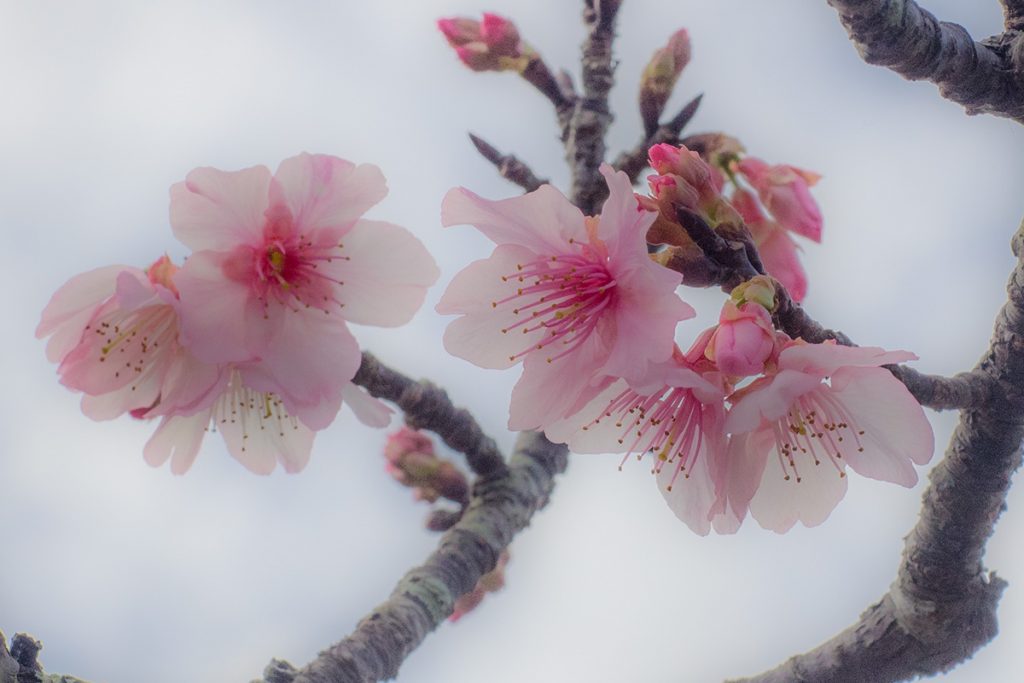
<box><xmin>384</xmin><ymin>427</ymin><xmax>468</xmax><ymax>504</ymax></box>
<box><xmin>737</xmin><ymin>158</ymin><xmax>822</xmax><ymax>242</ymax></box>
<box><xmin>438</xmin><ymin>13</ymin><xmax>530</xmax><ymax>73</ymax></box>
<box><xmin>707</xmin><ymin>301</ymin><xmax>775</xmax><ymax>377</ymax></box>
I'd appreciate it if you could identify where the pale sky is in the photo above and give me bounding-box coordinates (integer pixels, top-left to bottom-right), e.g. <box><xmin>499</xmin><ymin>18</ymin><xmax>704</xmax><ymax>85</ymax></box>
<box><xmin>3</xmin><ymin>1</ymin><xmax>1024</xmax><ymax>681</ymax></box>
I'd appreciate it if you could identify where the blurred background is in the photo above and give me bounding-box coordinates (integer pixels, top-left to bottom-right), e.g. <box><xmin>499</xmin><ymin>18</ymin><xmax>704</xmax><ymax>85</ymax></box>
<box><xmin>2</xmin><ymin>0</ymin><xmax>1023</xmax><ymax>680</ymax></box>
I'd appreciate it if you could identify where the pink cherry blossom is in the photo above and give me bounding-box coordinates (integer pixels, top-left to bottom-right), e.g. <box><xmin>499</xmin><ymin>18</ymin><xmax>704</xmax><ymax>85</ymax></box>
<box><xmin>707</xmin><ymin>300</ymin><xmax>775</xmax><ymax>377</ymax></box>
<box><xmin>724</xmin><ymin>341</ymin><xmax>934</xmax><ymax>533</ymax></box>
<box><xmin>736</xmin><ymin>157</ymin><xmax>822</xmax><ymax>242</ymax></box>
<box><xmin>546</xmin><ymin>352</ymin><xmax>738</xmax><ymax>535</ymax></box>
<box><xmin>37</xmin><ymin>256</ymin><xmax>223</xmax><ymax>423</ymax></box>
<box><xmin>172</xmin><ymin>153</ymin><xmax>439</xmax><ymax>430</ymax></box>
<box><xmin>437</xmin><ymin>164</ymin><xmax>694</xmax><ymax>431</ymax></box>
<box><xmin>731</xmin><ymin>188</ymin><xmax>808</xmax><ymax>302</ymax></box>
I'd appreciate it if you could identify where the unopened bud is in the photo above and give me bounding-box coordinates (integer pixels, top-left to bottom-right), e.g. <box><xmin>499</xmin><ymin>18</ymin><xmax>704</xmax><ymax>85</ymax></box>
<box><xmin>437</xmin><ymin>13</ymin><xmax>532</xmax><ymax>73</ymax></box>
<box><xmin>730</xmin><ymin>275</ymin><xmax>776</xmax><ymax>310</ymax></box>
<box><xmin>639</xmin><ymin>29</ymin><xmax>691</xmax><ymax>137</ymax></box>
<box><xmin>384</xmin><ymin>427</ymin><xmax>469</xmax><ymax>505</ymax></box>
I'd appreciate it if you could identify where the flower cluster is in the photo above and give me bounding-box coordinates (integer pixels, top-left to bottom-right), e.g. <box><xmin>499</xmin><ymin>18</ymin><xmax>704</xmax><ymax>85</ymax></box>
<box><xmin>38</xmin><ymin>153</ymin><xmax>439</xmax><ymax>474</ymax></box>
<box><xmin>439</xmin><ymin>159</ymin><xmax>933</xmax><ymax>534</ymax></box>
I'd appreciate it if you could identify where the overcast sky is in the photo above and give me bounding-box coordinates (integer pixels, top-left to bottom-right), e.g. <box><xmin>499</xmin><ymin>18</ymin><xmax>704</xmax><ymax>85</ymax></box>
<box><xmin>3</xmin><ymin>1</ymin><xmax>1024</xmax><ymax>681</ymax></box>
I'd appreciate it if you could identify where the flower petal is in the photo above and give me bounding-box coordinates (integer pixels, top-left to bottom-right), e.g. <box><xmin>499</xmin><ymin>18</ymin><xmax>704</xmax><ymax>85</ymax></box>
<box><xmin>175</xmin><ymin>250</ymin><xmax>262</xmax><ymax>364</ymax></box>
<box><xmin>779</xmin><ymin>343</ymin><xmax>917</xmax><ymax>376</ymax></box>
<box><xmin>241</xmin><ymin>306</ymin><xmax>362</xmax><ymax>412</ymax></box>
<box><xmin>216</xmin><ymin>397</ymin><xmax>315</xmax><ymax>475</ymax></box>
<box><xmin>748</xmin><ymin>435</ymin><xmax>849</xmax><ymax>532</ymax></box>
<box><xmin>329</xmin><ymin>219</ymin><xmax>439</xmax><ymax>327</ymax></box>
<box><xmin>438</xmin><ymin>244</ymin><xmax>548</xmax><ymax>370</ymax></box>
<box><xmin>827</xmin><ymin>366</ymin><xmax>934</xmax><ymax>485</ymax></box>
<box><xmin>441</xmin><ymin>185</ymin><xmax>586</xmax><ymax>254</ymax></box>
<box><xmin>342</xmin><ymin>382</ymin><xmax>393</xmax><ymax>428</ymax></box>
<box><xmin>756</xmin><ymin>226</ymin><xmax>808</xmax><ymax>303</ymax></box>
<box><xmin>725</xmin><ymin>370</ymin><xmax>823</xmax><ymax>434</ymax></box>
<box><xmin>170</xmin><ymin>165</ymin><xmax>271</xmax><ymax>251</ymax></box>
<box><xmin>37</xmin><ymin>265</ymin><xmax>130</xmax><ymax>363</ymax></box>
<box><xmin>270</xmin><ymin>154</ymin><xmax>387</xmax><ymax>237</ymax></box>
<box><xmin>143</xmin><ymin>411</ymin><xmax>211</xmax><ymax>475</ymax></box>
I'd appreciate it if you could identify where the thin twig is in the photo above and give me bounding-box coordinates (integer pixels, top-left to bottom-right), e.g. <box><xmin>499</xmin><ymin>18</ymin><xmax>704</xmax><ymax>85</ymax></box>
<box><xmin>258</xmin><ymin>432</ymin><xmax>569</xmax><ymax>683</ymax></box>
<box><xmin>352</xmin><ymin>352</ymin><xmax>508</xmax><ymax>478</ymax></box>
<box><xmin>614</xmin><ymin>93</ymin><xmax>703</xmax><ymax>184</ymax></box>
<box><xmin>827</xmin><ymin>0</ymin><xmax>1024</xmax><ymax>123</ymax></box>
<box><xmin>467</xmin><ymin>133</ymin><xmax>547</xmax><ymax>193</ymax></box>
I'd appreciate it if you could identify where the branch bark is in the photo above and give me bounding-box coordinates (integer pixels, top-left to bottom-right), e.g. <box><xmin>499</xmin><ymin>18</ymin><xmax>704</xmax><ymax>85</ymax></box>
<box><xmin>0</xmin><ymin>632</ymin><xmax>91</xmax><ymax>683</ymax></box>
<box><xmin>731</xmin><ymin>220</ymin><xmax>1024</xmax><ymax>682</ymax></box>
<box><xmin>826</xmin><ymin>0</ymin><xmax>1024</xmax><ymax>123</ymax></box>
<box><xmin>613</xmin><ymin>93</ymin><xmax>703</xmax><ymax>184</ymax></box>
<box><xmin>255</xmin><ymin>432</ymin><xmax>568</xmax><ymax>683</ymax></box>
<box><xmin>567</xmin><ymin>0</ymin><xmax>621</xmax><ymax>213</ymax></box>
<box><xmin>467</xmin><ymin>133</ymin><xmax>547</xmax><ymax>193</ymax></box>
<box><xmin>351</xmin><ymin>353</ymin><xmax>508</xmax><ymax>479</ymax></box>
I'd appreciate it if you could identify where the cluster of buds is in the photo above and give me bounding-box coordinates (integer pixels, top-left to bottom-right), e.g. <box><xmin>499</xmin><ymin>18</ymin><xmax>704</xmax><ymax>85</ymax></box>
<box><xmin>384</xmin><ymin>427</ymin><xmax>469</xmax><ymax>506</ymax></box>
<box><xmin>437</xmin><ymin>13</ymin><xmax>534</xmax><ymax>73</ymax></box>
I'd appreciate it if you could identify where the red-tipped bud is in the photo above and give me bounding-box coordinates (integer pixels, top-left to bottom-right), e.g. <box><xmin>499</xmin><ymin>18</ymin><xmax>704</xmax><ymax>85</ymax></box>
<box><xmin>384</xmin><ymin>428</ymin><xmax>469</xmax><ymax>505</ymax></box>
<box><xmin>736</xmin><ymin>157</ymin><xmax>822</xmax><ymax>242</ymax></box>
<box><xmin>437</xmin><ymin>13</ymin><xmax>531</xmax><ymax>73</ymax></box>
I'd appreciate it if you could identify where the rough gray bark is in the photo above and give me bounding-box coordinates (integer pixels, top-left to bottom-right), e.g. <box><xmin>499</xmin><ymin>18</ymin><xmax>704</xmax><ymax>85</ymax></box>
<box><xmin>827</xmin><ymin>0</ymin><xmax>1024</xmax><ymax>123</ymax></box>
<box><xmin>613</xmin><ymin>93</ymin><xmax>703</xmax><ymax>184</ymax></box>
<box><xmin>467</xmin><ymin>133</ymin><xmax>547</xmax><ymax>193</ymax></box>
<box><xmin>0</xmin><ymin>632</ymin><xmax>89</xmax><ymax>683</ymax></box>
<box><xmin>731</xmin><ymin>221</ymin><xmax>1024</xmax><ymax>682</ymax></box>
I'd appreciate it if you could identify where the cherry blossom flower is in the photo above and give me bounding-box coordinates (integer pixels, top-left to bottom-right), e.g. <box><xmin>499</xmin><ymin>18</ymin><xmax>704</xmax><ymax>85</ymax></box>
<box><xmin>736</xmin><ymin>157</ymin><xmax>823</xmax><ymax>242</ymax></box>
<box><xmin>724</xmin><ymin>341</ymin><xmax>934</xmax><ymax>533</ymax></box>
<box><xmin>731</xmin><ymin>187</ymin><xmax>808</xmax><ymax>302</ymax></box>
<box><xmin>172</xmin><ymin>153</ymin><xmax>439</xmax><ymax>431</ymax></box>
<box><xmin>37</xmin><ymin>256</ymin><xmax>223</xmax><ymax>423</ymax></box>
<box><xmin>546</xmin><ymin>351</ymin><xmax>737</xmax><ymax>535</ymax></box>
<box><xmin>437</xmin><ymin>164</ymin><xmax>693</xmax><ymax>431</ymax></box>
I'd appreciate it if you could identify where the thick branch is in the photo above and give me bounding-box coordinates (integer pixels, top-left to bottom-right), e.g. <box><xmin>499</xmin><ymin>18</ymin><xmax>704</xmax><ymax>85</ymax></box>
<box><xmin>1003</xmin><ymin>1</ymin><xmax>1024</xmax><ymax>31</ymax></box>
<box><xmin>827</xmin><ymin>0</ymin><xmax>1024</xmax><ymax>123</ymax></box>
<box><xmin>258</xmin><ymin>432</ymin><xmax>569</xmax><ymax>683</ymax></box>
<box><xmin>567</xmin><ymin>0</ymin><xmax>621</xmax><ymax>213</ymax></box>
<box><xmin>732</xmin><ymin>222</ymin><xmax>1024</xmax><ymax>682</ymax></box>
<box><xmin>613</xmin><ymin>93</ymin><xmax>703</xmax><ymax>184</ymax></box>
<box><xmin>468</xmin><ymin>133</ymin><xmax>547</xmax><ymax>193</ymax></box>
<box><xmin>352</xmin><ymin>353</ymin><xmax>508</xmax><ymax>478</ymax></box>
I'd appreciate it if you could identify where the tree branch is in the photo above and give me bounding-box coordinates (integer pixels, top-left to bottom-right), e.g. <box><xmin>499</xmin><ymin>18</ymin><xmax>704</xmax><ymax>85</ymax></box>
<box><xmin>613</xmin><ymin>93</ymin><xmax>703</xmax><ymax>184</ymax></box>
<box><xmin>255</xmin><ymin>432</ymin><xmax>569</xmax><ymax>683</ymax></box>
<box><xmin>1002</xmin><ymin>0</ymin><xmax>1024</xmax><ymax>31</ymax></box>
<box><xmin>467</xmin><ymin>133</ymin><xmax>547</xmax><ymax>193</ymax></box>
<box><xmin>826</xmin><ymin>0</ymin><xmax>1024</xmax><ymax>123</ymax></box>
<box><xmin>352</xmin><ymin>352</ymin><xmax>508</xmax><ymax>479</ymax></box>
<box><xmin>567</xmin><ymin>0</ymin><xmax>622</xmax><ymax>213</ymax></box>
<box><xmin>731</xmin><ymin>220</ymin><xmax>1024</xmax><ymax>682</ymax></box>
<box><xmin>0</xmin><ymin>631</ymin><xmax>91</xmax><ymax>683</ymax></box>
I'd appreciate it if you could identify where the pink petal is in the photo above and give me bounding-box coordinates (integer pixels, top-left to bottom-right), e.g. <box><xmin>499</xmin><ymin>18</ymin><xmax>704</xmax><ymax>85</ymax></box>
<box><xmin>724</xmin><ymin>370</ymin><xmax>823</xmax><ymax>434</ymax></box>
<box><xmin>441</xmin><ymin>185</ymin><xmax>587</xmax><ymax>255</ymax></box>
<box><xmin>827</xmin><ymin>366</ymin><xmax>934</xmax><ymax>484</ymax></box>
<box><xmin>602</xmin><ymin>280</ymin><xmax>692</xmax><ymax>381</ymax></box>
<box><xmin>508</xmin><ymin>336</ymin><xmax>610</xmax><ymax>431</ymax></box>
<box><xmin>779</xmin><ymin>343</ymin><xmax>917</xmax><ymax>376</ymax></box>
<box><xmin>756</xmin><ymin>227</ymin><xmax>807</xmax><ymax>302</ymax></box>
<box><xmin>747</xmin><ymin>433</ymin><xmax>849</xmax><ymax>532</ymax></box>
<box><xmin>144</xmin><ymin>411</ymin><xmax>211</xmax><ymax>475</ymax></box>
<box><xmin>215</xmin><ymin>398</ymin><xmax>315</xmax><ymax>475</ymax></box>
<box><xmin>37</xmin><ymin>265</ymin><xmax>130</xmax><ymax>363</ymax></box>
<box><xmin>286</xmin><ymin>391</ymin><xmax>344</xmax><ymax>431</ymax></box>
<box><xmin>543</xmin><ymin>379</ymin><xmax>633</xmax><ymax>450</ymax></box>
<box><xmin>596</xmin><ymin>164</ymin><xmax>657</xmax><ymax>255</ymax></box>
<box><xmin>270</xmin><ymin>154</ymin><xmax>387</xmax><ymax>237</ymax></box>
<box><xmin>151</xmin><ymin>350</ymin><xmax>227</xmax><ymax>417</ymax></box>
<box><xmin>240</xmin><ymin>306</ymin><xmax>362</xmax><ymax>413</ymax></box>
<box><xmin>170</xmin><ymin>165</ymin><xmax>271</xmax><ymax>251</ymax></box>
<box><xmin>438</xmin><ymin>244</ymin><xmax>548</xmax><ymax>370</ymax></box>
<box><xmin>342</xmin><ymin>382</ymin><xmax>393</xmax><ymax>428</ymax></box>
<box><xmin>329</xmin><ymin>219</ymin><xmax>439</xmax><ymax>327</ymax></box>
<box><xmin>175</xmin><ymin>250</ymin><xmax>262</xmax><ymax>364</ymax></box>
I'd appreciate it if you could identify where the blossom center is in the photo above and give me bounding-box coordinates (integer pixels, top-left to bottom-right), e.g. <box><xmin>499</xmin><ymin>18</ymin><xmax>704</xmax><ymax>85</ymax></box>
<box><xmin>251</xmin><ymin>236</ymin><xmax>350</xmax><ymax>315</ymax></box>
<box><xmin>88</xmin><ymin>304</ymin><xmax>177</xmax><ymax>390</ymax></box>
<box><xmin>768</xmin><ymin>387</ymin><xmax>866</xmax><ymax>482</ymax></box>
<box><xmin>494</xmin><ymin>251</ymin><xmax>616</xmax><ymax>364</ymax></box>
